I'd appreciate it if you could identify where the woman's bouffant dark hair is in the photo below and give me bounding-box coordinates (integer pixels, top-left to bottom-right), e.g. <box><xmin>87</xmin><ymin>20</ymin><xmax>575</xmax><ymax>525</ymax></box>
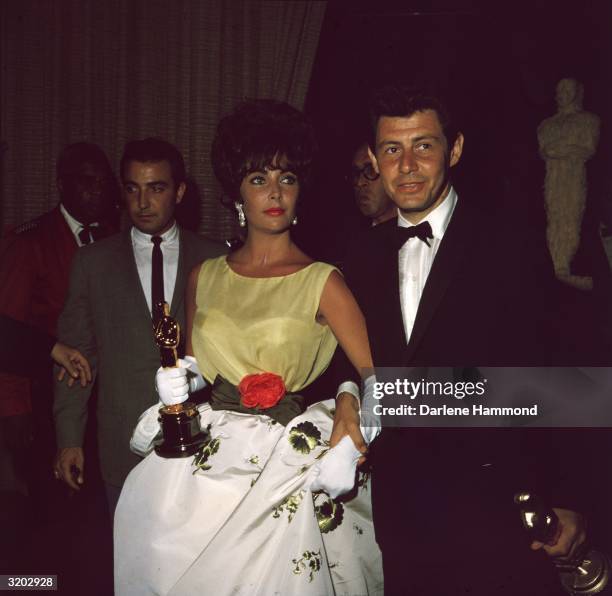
<box><xmin>211</xmin><ymin>99</ymin><xmax>317</xmax><ymax>206</ymax></box>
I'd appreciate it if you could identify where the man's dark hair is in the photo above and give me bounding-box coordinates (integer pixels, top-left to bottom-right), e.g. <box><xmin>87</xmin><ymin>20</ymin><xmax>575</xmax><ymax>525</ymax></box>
<box><xmin>120</xmin><ymin>138</ymin><xmax>186</xmax><ymax>185</ymax></box>
<box><xmin>211</xmin><ymin>99</ymin><xmax>317</xmax><ymax>206</ymax></box>
<box><xmin>56</xmin><ymin>142</ymin><xmax>113</xmax><ymax>180</ymax></box>
<box><xmin>368</xmin><ymin>85</ymin><xmax>459</xmax><ymax>151</ymax></box>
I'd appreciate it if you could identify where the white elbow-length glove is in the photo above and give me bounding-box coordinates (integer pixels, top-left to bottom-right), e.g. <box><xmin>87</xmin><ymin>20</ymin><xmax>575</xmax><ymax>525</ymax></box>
<box><xmin>333</xmin><ymin>376</ymin><xmax>381</xmax><ymax>444</ymax></box>
<box><xmin>155</xmin><ymin>355</ymin><xmax>206</xmax><ymax>406</ymax></box>
<box><xmin>131</xmin><ymin>356</ymin><xmax>207</xmax><ymax>456</ymax></box>
<box><xmin>309</xmin><ymin>435</ymin><xmax>362</xmax><ymax>499</ymax></box>
<box><xmin>130</xmin><ymin>402</ymin><xmax>164</xmax><ymax>456</ymax></box>
<box><xmin>359</xmin><ymin>375</ymin><xmax>382</xmax><ymax>444</ymax></box>
<box><xmin>309</xmin><ymin>376</ymin><xmax>381</xmax><ymax>498</ymax></box>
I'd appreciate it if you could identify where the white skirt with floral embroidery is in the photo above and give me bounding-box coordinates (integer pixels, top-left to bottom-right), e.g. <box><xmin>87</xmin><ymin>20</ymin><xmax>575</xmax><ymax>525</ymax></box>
<box><xmin>114</xmin><ymin>399</ymin><xmax>383</xmax><ymax>596</ymax></box>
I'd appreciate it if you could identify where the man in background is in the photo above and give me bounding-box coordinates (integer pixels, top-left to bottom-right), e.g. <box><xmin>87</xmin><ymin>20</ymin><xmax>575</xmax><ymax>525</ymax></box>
<box><xmin>0</xmin><ymin>142</ymin><xmax>117</xmax><ymax>502</ymax></box>
<box><xmin>324</xmin><ymin>141</ymin><xmax>396</xmax><ymax>272</ymax></box>
<box><xmin>350</xmin><ymin>141</ymin><xmax>395</xmax><ymax>226</ymax></box>
<box><xmin>53</xmin><ymin>138</ymin><xmax>225</xmax><ymax>515</ymax></box>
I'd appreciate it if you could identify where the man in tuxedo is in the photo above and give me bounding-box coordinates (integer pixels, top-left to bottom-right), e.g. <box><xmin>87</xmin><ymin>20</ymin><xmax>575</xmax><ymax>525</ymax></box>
<box><xmin>0</xmin><ymin>142</ymin><xmax>117</xmax><ymax>500</ymax></box>
<box><xmin>336</xmin><ymin>86</ymin><xmax>589</xmax><ymax>594</ymax></box>
<box><xmin>53</xmin><ymin>138</ymin><xmax>225</xmax><ymax>514</ymax></box>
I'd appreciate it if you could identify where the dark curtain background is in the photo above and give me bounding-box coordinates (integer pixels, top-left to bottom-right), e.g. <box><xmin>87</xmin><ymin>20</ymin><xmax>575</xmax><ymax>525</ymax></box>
<box><xmin>0</xmin><ymin>0</ymin><xmax>326</xmax><ymax>240</ymax></box>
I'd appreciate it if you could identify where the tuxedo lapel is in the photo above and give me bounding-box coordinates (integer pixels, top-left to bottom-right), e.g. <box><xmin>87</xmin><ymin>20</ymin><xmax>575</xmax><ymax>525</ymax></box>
<box><xmin>405</xmin><ymin>200</ymin><xmax>474</xmax><ymax>362</ymax></box>
<box><xmin>381</xmin><ymin>232</ymin><xmax>410</xmax><ymax>360</ymax></box>
<box><xmin>360</xmin><ymin>224</ymin><xmax>410</xmax><ymax>365</ymax></box>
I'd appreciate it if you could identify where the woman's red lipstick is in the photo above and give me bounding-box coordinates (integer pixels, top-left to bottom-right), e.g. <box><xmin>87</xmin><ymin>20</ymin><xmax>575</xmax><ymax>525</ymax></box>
<box><xmin>264</xmin><ymin>208</ymin><xmax>285</xmax><ymax>216</ymax></box>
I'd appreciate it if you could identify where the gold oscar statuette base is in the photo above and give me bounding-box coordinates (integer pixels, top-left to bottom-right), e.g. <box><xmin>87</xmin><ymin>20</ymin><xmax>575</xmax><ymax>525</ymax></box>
<box><xmin>154</xmin><ymin>401</ymin><xmax>208</xmax><ymax>458</ymax></box>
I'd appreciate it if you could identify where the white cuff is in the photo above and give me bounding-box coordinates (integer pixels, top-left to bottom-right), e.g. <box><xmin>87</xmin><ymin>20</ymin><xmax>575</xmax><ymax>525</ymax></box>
<box><xmin>184</xmin><ymin>355</ymin><xmax>206</xmax><ymax>393</ymax></box>
<box><xmin>130</xmin><ymin>402</ymin><xmax>163</xmax><ymax>457</ymax></box>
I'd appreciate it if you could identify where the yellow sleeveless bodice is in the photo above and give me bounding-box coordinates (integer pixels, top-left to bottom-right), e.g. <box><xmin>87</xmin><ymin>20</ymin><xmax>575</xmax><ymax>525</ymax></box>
<box><xmin>192</xmin><ymin>256</ymin><xmax>338</xmax><ymax>392</ymax></box>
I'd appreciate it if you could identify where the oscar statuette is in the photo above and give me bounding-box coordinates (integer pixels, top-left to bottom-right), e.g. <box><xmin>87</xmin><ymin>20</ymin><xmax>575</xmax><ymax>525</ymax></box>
<box><xmin>153</xmin><ymin>302</ymin><xmax>208</xmax><ymax>458</ymax></box>
<box><xmin>515</xmin><ymin>492</ymin><xmax>611</xmax><ymax>595</ymax></box>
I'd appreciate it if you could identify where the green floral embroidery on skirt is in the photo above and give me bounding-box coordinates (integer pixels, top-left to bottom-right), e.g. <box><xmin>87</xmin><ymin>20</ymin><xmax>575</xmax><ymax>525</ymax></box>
<box><xmin>315</xmin><ymin>497</ymin><xmax>344</xmax><ymax>534</ymax></box>
<box><xmin>292</xmin><ymin>549</ymin><xmax>322</xmax><ymax>582</ymax></box>
<box><xmin>288</xmin><ymin>421</ymin><xmax>322</xmax><ymax>454</ymax></box>
<box><xmin>192</xmin><ymin>431</ymin><xmax>221</xmax><ymax>473</ymax></box>
<box><xmin>272</xmin><ymin>490</ymin><xmax>305</xmax><ymax>522</ymax></box>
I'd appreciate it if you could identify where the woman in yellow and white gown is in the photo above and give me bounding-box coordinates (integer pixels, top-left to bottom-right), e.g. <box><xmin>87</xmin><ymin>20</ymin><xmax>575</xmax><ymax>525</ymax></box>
<box><xmin>114</xmin><ymin>99</ymin><xmax>383</xmax><ymax>596</ymax></box>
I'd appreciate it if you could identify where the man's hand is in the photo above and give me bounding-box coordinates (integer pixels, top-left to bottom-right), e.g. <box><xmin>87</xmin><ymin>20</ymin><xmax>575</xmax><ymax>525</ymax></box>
<box><xmin>330</xmin><ymin>393</ymin><xmax>367</xmax><ymax>465</ymax></box>
<box><xmin>52</xmin><ymin>343</ymin><xmax>92</xmax><ymax>387</ymax></box>
<box><xmin>530</xmin><ymin>508</ymin><xmax>587</xmax><ymax>560</ymax></box>
<box><xmin>54</xmin><ymin>447</ymin><xmax>85</xmax><ymax>490</ymax></box>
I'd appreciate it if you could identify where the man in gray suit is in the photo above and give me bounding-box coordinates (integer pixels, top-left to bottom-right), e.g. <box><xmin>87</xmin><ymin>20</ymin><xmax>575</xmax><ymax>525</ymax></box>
<box><xmin>53</xmin><ymin>138</ymin><xmax>225</xmax><ymax>513</ymax></box>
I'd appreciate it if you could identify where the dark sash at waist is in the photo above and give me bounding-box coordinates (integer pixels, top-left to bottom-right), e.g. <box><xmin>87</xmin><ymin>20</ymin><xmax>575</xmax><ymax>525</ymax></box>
<box><xmin>210</xmin><ymin>375</ymin><xmax>304</xmax><ymax>426</ymax></box>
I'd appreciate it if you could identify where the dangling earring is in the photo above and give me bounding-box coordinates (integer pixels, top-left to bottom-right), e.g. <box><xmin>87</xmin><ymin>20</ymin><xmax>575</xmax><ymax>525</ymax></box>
<box><xmin>235</xmin><ymin>202</ymin><xmax>246</xmax><ymax>228</ymax></box>
<box><xmin>291</xmin><ymin>215</ymin><xmax>298</xmax><ymax>226</ymax></box>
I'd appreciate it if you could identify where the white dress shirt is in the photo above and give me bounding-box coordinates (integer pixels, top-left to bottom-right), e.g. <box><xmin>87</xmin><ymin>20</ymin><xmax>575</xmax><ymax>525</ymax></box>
<box><xmin>398</xmin><ymin>186</ymin><xmax>457</xmax><ymax>343</ymax></box>
<box><xmin>60</xmin><ymin>203</ymin><xmax>99</xmax><ymax>246</ymax></box>
<box><xmin>335</xmin><ymin>188</ymin><xmax>457</xmax><ymax>406</ymax></box>
<box><xmin>131</xmin><ymin>223</ymin><xmax>180</xmax><ymax>315</ymax></box>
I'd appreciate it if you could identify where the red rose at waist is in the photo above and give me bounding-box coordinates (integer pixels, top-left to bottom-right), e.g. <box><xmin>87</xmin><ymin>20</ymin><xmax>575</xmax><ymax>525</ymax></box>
<box><xmin>238</xmin><ymin>372</ymin><xmax>286</xmax><ymax>410</ymax></box>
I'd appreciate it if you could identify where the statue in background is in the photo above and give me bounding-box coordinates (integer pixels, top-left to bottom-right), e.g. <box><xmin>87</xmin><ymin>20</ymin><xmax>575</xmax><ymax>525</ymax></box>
<box><xmin>537</xmin><ymin>78</ymin><xmax>600</xmax><ymax>290</ymax></box>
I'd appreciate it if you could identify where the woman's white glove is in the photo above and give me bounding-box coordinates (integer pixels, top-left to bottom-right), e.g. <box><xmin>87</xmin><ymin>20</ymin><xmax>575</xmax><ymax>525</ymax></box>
<box><xmin>308</xmin><ymin>376</ymin><xmax>381</xmax><ymax>498</ymax></box>
<box><xmin>133</xmin><ymin>356</ymin><xmax>207</xmax><ymax>454</ymax></box>
<box><xmin>360</xmin><ymin>375</ymin><xmax>381</xmax><ymax>444</ymax></box>
<box><xmin>309</xmin><ymin>435</ymin><xmax>362</xmax><ymax>498</ymax></box>
<box><xmin>155</xmin><ymin>362</ymin><xmax>189</xmax><ymax>406</ymax></box>
<box><xmin>183</xmin><ymin>355</ymin><xmax>206</xmax><ymax>393</ymax></box>
<box><xmin>130</xmin><ymin>402</ymin><xmax>163</xmax><ymax>456</ymax></box>
<box><xmin>155</xmin><ymin>355</ymin><xmax>206</xmax><ymax>406</ymax></box>
<box><xmin>335</xmin><ymin>376</ymin><xmax>381</xmax><ymax>445</ymax></box>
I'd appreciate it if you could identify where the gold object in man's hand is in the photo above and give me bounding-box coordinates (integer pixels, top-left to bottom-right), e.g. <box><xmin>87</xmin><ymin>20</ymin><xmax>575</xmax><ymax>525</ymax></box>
<box><xmin>514</xmin><ymin>492</ymin><xmax>611</xmax><ymax>595</ymax></box>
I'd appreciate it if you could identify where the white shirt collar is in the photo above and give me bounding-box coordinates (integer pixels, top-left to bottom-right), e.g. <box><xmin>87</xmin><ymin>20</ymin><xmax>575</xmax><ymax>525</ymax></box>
<box><xmin>59</xmin><ymin>203</ymin><xmax>98</xmax><ymax>234</ymax></box>
<box><xmin>397</xmin><ymin>186</ymin><xmax>457</xmax><ymax>239</ymax></box>
<box><xmin>131</xmin><ymin>221</ymin><xmax>179</xmax><ymax>247</ymax></box>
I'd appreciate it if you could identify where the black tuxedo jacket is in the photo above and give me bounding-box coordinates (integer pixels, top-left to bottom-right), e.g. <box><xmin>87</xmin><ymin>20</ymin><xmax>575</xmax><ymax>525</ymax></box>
<box><xmin>343</xmin><ymin>198</ymin><xmax>558</xmax><ymax>369</ymax></box>
<box><xmin>338</xmin><ymin>197</ymin><xmax>601</xmax><ymax>551</ymax></box>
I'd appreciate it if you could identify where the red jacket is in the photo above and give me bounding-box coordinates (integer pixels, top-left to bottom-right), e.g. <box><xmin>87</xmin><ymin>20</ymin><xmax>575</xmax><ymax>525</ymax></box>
<box><xmin>0</xmin><ymin>206</ymin><xmax>78</xmax><ymax>417</ymax></box>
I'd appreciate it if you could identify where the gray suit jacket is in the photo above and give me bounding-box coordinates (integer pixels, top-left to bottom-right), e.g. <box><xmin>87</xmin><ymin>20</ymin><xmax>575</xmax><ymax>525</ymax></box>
<box><xmin>53</xmin><ymin>227</ymin><xmax>225</xmax><ymax>487</ymax></box>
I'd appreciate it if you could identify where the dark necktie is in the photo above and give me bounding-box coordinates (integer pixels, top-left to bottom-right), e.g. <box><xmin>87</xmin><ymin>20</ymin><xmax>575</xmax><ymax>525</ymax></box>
<box><xmin>392</xmin><ymin>221</ymin><xmax>433</xmax><ymax>251</ymax></box>
<box><xmin>151</xmin><ymin>236</ymin><xmax>164</xmax><ymax>326</ymax></box>
<box><xmin>78</xmin><ymin>224</ymin><xmax>99</xmax><ymax>245</ymax></box>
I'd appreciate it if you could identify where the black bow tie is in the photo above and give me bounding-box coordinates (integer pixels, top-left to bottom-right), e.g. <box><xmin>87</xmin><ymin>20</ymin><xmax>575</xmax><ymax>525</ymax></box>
<box><xmin>392</xmin><ymin>221</ymin><xmax>433</xmax><ymax>251</ymax></box>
